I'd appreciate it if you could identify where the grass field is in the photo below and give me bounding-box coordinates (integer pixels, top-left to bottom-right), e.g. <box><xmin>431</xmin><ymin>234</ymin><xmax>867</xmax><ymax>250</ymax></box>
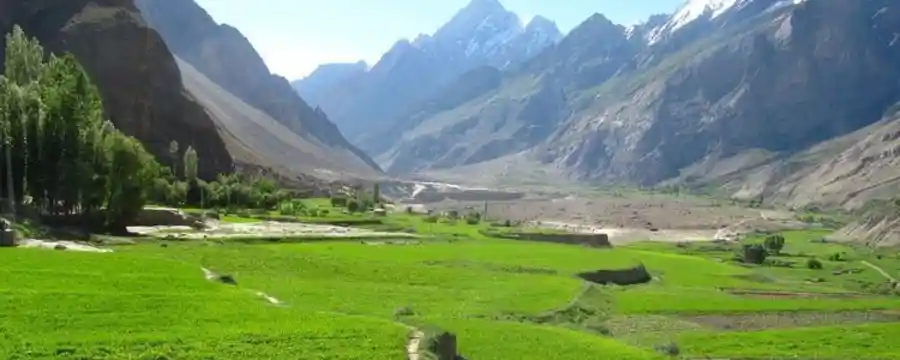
<box><xmin>3</xmin><ymin>201</ymin><xmax>900</xmax><ymax>359</ymax></box>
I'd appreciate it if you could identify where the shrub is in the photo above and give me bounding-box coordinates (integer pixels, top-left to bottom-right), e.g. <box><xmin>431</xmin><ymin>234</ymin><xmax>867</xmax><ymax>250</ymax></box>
<box><xmin>828</xmin><ymin>252</ymin><xmax>846</xmax><ymax>262</ymax></box>
<box><xmin>393</xmin><ymin>306</ymin><xmax>416</xmax><ymax>318</ymax></box>
<box><xmin>405</xmin><ymin>206</ymin><xmax>413</xmax><ymax>214</ymax></box>
<box><xmin>446</xmin><ymin>210</ymin><xmax>459</xmax><ymax>219</ymax></box>
<box><xmin>764</xmin><ymin>234</ymin><xmax>785</xmax><ymax>255</ymax></box>
<box><xmin>465</xmin><ymin>211</ymin><xmax>481</xmax><ymax>225</ymax></box>
<box><xmin>347</xmin><ymin>200</ymin><xmax>360</xmax><ymax>213</ymax></box>
<box><xmin>807</xmin><ymin>258</ymin><xmax>824</xmax><ymax>270</ymax></box>
<box><xmin>330</xmin><ymin>196</ymin><xmax>347</xmax><ymax>207</ymax></box>
<box><xmin>423</xmin><ymin>216</ymin><xmax>439</xmax><ymax>223</ymax></box>
<box><xmin>654</xmin><ymin>342</ymin><xmax>680</xmax><ymax>357</ymax></box>
<box><xmin>739</xmin><ymin>244</ymin><xmax>768</xmax><ymax>264</ymax></box>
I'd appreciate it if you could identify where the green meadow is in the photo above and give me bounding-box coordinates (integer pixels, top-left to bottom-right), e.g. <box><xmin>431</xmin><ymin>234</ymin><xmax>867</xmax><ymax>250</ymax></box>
<box><xmin>2</xmin><ymin>205</ymin><xmax>900</xmax><ymax>359</ymax></box>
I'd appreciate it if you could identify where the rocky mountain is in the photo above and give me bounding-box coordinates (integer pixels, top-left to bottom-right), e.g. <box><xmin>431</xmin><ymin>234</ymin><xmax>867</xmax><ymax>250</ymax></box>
<box><xmin>0</xmin><ymin>0</ymin><xmax>233</xmax><ymax>179</ymax></box>
<box><xmin>291</xmin><ymin>61</ymin><xmax>367</xmax><ymax>108</ymax></box>
<box><xmin>377</xmin><ymin>0</ymin><xmax>900</xmax><ymax>210</ymax></box>
<box><xmin>294</xmin><ymin>0</ymin><xmax>562</xmax><ymax>144</ymax></box>
<box><xmin>134</xmin><ymin>0</ymin><xmax>382</xmax><ymax>177</ymax></box>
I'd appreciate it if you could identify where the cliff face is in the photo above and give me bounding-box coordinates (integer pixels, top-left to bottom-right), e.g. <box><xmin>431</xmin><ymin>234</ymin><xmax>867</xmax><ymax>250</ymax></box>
<box><xmin>0</xmin><ymin>0</ymin><xmax>233</xmax><ymax>178</ymax></box>
<box><xmin>134</xmin><ymin>0</ymin><xmax>381</xmax><ymax>173</ymax></box>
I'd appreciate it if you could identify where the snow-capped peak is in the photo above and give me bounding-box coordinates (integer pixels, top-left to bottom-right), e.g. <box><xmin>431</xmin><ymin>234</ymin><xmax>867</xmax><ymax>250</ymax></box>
<box><xmin>648</xmin><ymin>0</ymin><xmax>808</xmax><ymax>44</ymax></box>
<box><xmin>669</xmin><ymin>0</ymin><xmax>740</xmax><ymax>33</ymax></box>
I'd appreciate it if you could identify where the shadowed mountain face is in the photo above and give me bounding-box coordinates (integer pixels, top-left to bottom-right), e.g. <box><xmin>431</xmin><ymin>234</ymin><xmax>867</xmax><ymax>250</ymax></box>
<box><xmin>134</xmin><ymin>0</ymin><xmax>382</xmax><ymax>175</ymax></box>
<box><xmin>357</xmin><ymin>0</ymin><xmax>900</xmax><ymax>209</ymax></box>
<box><xmin>293</xmin><ymin>0</ymin><xmax>562</xmax><ymax>145</ymax></box>
<box><xmin>0</xmin><ymin>0</ymin><xmax>233</xmax><ymax>178</ymax></box>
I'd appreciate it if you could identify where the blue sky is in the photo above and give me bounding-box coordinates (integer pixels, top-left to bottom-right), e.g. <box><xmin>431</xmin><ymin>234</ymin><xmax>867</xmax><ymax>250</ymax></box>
<box><xmin>195</xmin><ymin>0</ymin><xmax>685</xmax><ymax>80</ymax></box>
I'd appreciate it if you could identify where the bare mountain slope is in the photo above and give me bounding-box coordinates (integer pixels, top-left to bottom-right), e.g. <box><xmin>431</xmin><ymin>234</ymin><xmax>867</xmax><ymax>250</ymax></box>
<box><xmin>382</xmin><ymin>0</ymin><xmax>900</xmax><ymax>210</ymax></box>
<box><xmin>134</xmin><ymin>0</ymin><xmax>381</xmax><ymax>176</ymax></box>
<box><xmin>176</xmin><ymin>58</ymin><xmax>381</xmax><ymax>181</ymax></box>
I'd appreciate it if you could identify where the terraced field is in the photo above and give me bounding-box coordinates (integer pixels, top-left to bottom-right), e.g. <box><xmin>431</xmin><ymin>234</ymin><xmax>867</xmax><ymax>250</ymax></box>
<box><xmin>2</xmin><ymin>212</ymin><xmax>900</xmax><ymax>359</ymax></box>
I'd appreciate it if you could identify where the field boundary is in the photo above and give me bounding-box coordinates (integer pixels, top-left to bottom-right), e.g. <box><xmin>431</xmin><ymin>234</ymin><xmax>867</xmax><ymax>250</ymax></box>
<box><xmin>861</xmin><ymin>261</ymin><xmax>898</xmax><ymax>283</ymax></box>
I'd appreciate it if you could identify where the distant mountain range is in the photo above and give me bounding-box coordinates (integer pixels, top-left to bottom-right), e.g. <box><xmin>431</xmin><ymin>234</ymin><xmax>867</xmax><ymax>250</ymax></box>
<box><xmin>295</xmin><ymin>0</ymin><xmax>900</xmax><ymax>211</ymax></box>
<box><xmin>291</xmin><ymin>0</ymin><xmax>562</xmax><ymax>144</ymax></box>
<box><xmin>10</xmin><ymin>0</ymin><xmax>900</xmax><ymax>213</ymax></box>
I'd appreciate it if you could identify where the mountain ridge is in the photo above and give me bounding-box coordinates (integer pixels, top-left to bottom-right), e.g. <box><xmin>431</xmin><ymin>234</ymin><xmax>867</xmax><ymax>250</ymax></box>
<box><xmin>293</xmin><ymin>0</ymin><xmax>562</xmax><ymax>145</ymax></box>
<box><xmin>134</xmin><ymin>0</ymin><xmax>382</xmax><ymax>176</ymax></box>
<box><xmin>364</xmin><ymin>0</ymin><xmax>900</xmax><ymax>211</ymax></box>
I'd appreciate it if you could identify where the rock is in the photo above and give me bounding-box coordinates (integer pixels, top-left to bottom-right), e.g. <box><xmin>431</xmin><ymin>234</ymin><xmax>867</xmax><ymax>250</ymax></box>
<box><xmin>427</xmin><ymin>331</ymin><xmax>458</xmax><ymax>360</ymax></box>
<box><xmin>218</xmin><ymin>275</ymin><xmax>237</xmax><ymax>285</ymax></box>
<box><xmin>132</xmin><ymin>208</ymin><xmax>196</xmax><ymax>227</ymax></box>
<box><xmin>0</xmin><ymin>229</ymin><xmax>16</xmax><ymax>247</ymax></box>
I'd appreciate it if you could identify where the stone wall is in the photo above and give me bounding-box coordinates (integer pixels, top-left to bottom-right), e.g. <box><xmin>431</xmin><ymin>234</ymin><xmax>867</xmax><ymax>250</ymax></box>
<box><xmin>428</xmin><ymin>332</ymin><xmax>458</xmax><ymax>360</ymax></box>
<box><xmin>413</xmin><ymin>190</ymin><xmax>524</xmax><ymax>203</ymax></box>
<box><xmin>485</xmin><ymin>231</ymin><xmax>612</xmax><ymax>248</ymax></box>
<box><xmin>131</xmin><ymin>207</ymin><xmax>199</xmax><ymax>227</ymax></box>
<box><xmin>577</xmin><ymin>264</ymin><xmax>652</xmax><ymax>286</ymax></box>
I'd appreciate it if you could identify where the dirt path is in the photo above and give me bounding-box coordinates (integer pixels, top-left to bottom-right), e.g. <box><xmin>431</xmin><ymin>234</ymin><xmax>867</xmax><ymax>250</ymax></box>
<box><xmin>406</xmin><ymin>329</ymin><xmax>424</xmax><ymax>360</ymax></box>
<box><xmin>200</xmin><ymin>267</ymin><xmax>284</xmax><ymax>306</ymax></box>
<box><xmin>861</xmin><ymin>261</ymin><xmax>898</xmax><ymax>283</ymax></box>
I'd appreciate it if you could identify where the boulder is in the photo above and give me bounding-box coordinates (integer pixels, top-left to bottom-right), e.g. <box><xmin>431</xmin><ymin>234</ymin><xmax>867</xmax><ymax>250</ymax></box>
<box><xmin>0</xmin><ymin>229</ymin><xmax>16</xmax><ymax>247</ymax></box>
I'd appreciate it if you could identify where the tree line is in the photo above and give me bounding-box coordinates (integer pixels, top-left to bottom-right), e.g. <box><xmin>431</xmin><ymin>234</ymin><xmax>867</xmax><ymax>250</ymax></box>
<box><xmin>0</xmin><ymin>26</ymin><xmax>327</xmax><ymax>232</ymax></box>
<box><xmin>0</xmin><ymin>26</ymin><xmax>160</xmax><ymax>231</ymax></box>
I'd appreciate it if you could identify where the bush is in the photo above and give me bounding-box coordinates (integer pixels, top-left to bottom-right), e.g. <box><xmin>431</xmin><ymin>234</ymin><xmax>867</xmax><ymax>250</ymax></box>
<box><xmin>465</xmin><ymin>211</ymin><xmax>482</xmax><ymax>225</ymax></box>
<box><xmin>807</xmin><ymin>258</ymin><xmax>824</xmax><ymax>270</ymax></box>
<box><xmin>330</xmin><ymin>196</ymin><xmax>347</xmax><ymax>207</ymax></box>
<box><xmin>828</xmin><ymin>252</ymin><xmax>846</xmax><ymax>262</ymax></box>
<box><xmin>347</xmin><ymin>200</ymin><xmax>360</xmax><ymax>213</ymax></box>
<box><xmin>764</xmin><ymin>234</ymin><xmax>785</xmax><ymax>255</ymax></box>
<box><xmin>393</xmin><ymin>306</ymin><xmax>416</xmax><ymax>318</ymax></box>
<box><xmin>739</xmin><ymin>244</ymin><xmax>768</xmax><ymax>265</ymax></box>
<box><xmin>423</xmin><ymin>215</ymin><xmax>439</xmax><ymax>223</ymax></box>
<box><xmin>654</xmin><ymin>342</ymin><xmax>680</xmax><ymax>357</ymax></box>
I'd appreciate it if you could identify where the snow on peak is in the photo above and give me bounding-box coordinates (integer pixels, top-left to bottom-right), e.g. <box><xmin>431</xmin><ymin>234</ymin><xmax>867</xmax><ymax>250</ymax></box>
<box><xmin>669</xmin><ymin>0</ymin><xmax>739</xmax><ymax>32</ymax></box>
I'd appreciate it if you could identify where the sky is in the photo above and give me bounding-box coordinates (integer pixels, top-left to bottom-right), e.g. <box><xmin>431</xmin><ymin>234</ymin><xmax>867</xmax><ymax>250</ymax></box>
<box><xmin>195</xmin><ymin>0</ymin><xmax>686</xmax><ymax>80</ymax></box>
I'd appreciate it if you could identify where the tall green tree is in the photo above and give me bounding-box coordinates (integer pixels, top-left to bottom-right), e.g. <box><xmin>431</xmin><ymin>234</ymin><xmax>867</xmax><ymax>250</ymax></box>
<box><xmin>3</xmin><ymin>26</ymin><xmax>44</xmax><ymax>85</ymax></box>
<box><xmin>0</xmin><ymin>25</ymin><xmax>164</xmax><ymax>229</ymax></box>
<box><xmin>183</xmin><ymin>146</ymin><xmax>198</xmax><ymax>183</ymax></box>
<box><xmin>168</xmin><ymin>140</ymin><xmax>179</xmax><ymax>179</ymax></box>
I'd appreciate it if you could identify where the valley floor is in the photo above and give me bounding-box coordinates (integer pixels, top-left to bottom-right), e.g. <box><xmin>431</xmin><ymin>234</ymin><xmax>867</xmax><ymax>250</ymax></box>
<box><xmin>1</xmin><ymin>203</ymin><xmax>899</xmax><ymax>359</ymax></box>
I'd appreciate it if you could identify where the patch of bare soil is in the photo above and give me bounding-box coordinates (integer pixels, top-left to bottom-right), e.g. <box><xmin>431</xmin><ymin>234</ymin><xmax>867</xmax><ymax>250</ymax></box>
<box><xmin>18</xmin><ymin>239</ymin><xmax>113</xmax><ymax>253</ymax></box>
<box><xmin>685</xmin><ymin>310</ymin><xmax>900</xmax><ymax>331</ymax></box>
<box><xmin>129</xmin><ymin>220</ymin><xmax>417</xmax><ymax>240</ymax></box>
<box><xmin>426</xmin><ymin>195</ymin><xmax>805</xmax><ymax>243</ymax></box>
